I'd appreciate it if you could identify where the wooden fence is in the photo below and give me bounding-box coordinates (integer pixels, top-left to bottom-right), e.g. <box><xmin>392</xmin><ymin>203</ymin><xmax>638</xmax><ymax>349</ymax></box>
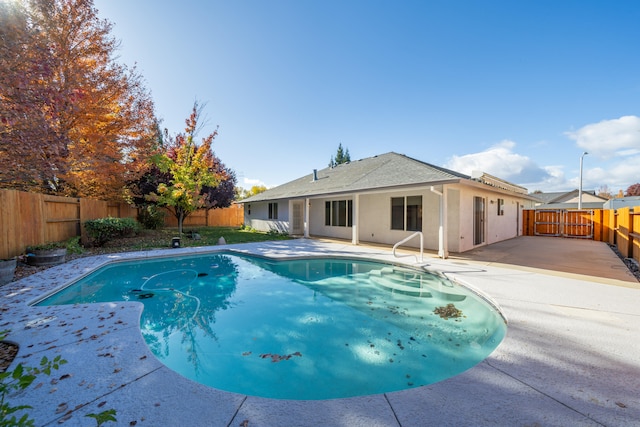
<box><xmin>162</xmin><ymin>203</ymin><xmax>244</xmax><ymax>228</ymax></box>
<box><xmin>523</xmin><ymin>207</ymin><xmax>639</xmax><ymax>265</ymax></box>
<box><xmin>0</xmin><ymin>189</ymin><xmax>244</xmax><ymax>259</ymax></box>
<box><xmin>610</xmin><ymin>206</ymin><xmax>640</xmax><ymax>262</ymax></box>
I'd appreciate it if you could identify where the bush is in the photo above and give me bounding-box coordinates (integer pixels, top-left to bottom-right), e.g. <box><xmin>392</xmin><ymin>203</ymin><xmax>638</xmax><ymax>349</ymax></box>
<box><xmin>64</xmin><ymin>236</ymin><xmax>83</xmax><ymax>255</ymax></box>
<box><xmin>25</xmin><ymin>236</ymin><xmax>83</xmax><ymax>254</ymax></box>
<box><xmin>84</xmin><ymin>217</ymin><xmax>140</xmax><ymax>247</ymax></box>
<box><xmin>137</xmin><ymin>205</ymin><xmax>165</xmax><ymax>230</ymax></box>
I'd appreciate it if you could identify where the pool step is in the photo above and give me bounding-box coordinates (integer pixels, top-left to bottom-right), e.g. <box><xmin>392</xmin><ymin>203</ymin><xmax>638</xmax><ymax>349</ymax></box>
<box><xmin>369</xmin><ymin>274</ymin><xmax>433</xmax><ymax>297</ymax></box>
<box><xmin>369</xmin><ymin>268</ymin><xmax>466</xmax><ymax>301</ymax></box>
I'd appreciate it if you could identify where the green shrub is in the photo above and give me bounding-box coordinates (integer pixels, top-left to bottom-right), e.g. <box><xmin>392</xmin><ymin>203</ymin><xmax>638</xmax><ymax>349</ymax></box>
<box><xmin>267</xmin><ymin>228</ymin><xmax>288</xmax><ymax>237</ymax></box>
<box><xmin>64</xmin><ymin>236</ymin><xmax>83</xmax><ymax>255</ymax></box>
<box><xmin>137</xmin><ymin>205</ymin><xmax>165</xmax><ymax>230</ymax></box>
<box><xmin>84</xmin><ymin>217</ymin><xmax>140</xmax><ymax>247</ymax></box>
<box><xmin>25</xmin><ymin>236</ymin><xmax>83</xmax><ymax>254</ymax></box>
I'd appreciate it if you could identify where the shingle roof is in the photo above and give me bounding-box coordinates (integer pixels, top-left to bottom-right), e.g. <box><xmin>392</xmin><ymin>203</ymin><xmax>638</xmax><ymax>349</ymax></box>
<box><xmin>242</xmin><ymin>152</ymin><xmax>469</xmax><ymax>202</ymax></box>
<box><xmin>533</xmin><ymin>189</ymin><xmax>601</xmax><ymax>204</ymax></box>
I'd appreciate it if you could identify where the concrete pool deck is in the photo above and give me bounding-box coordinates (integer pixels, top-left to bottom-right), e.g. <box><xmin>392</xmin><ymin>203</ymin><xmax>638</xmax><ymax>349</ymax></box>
<box><xmin>1</xmin><ymin>236</ymin><xmax>639</xmax><ymax>426</ymax></box>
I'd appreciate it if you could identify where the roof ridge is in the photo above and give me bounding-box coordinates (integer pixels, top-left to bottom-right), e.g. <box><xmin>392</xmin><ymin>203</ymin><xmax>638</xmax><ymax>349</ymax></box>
<box><xmin>389</xmin><ymin>152</ymin><xmax>470</xmax><ymax>179</ymax></box>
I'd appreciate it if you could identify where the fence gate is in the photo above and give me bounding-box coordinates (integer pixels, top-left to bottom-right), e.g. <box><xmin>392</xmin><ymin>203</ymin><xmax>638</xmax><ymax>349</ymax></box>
<box><xmin>534</xmin><ymin>209</ymin><xmax>594</xmax><ymax>239</ymax></box>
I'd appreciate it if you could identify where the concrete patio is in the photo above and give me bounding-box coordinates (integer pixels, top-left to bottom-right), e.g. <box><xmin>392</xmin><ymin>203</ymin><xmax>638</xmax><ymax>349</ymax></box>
<box><xmin>1</xmin><ymin>236</ymin><xmax>638</xmax><ymax>426</ymax></box>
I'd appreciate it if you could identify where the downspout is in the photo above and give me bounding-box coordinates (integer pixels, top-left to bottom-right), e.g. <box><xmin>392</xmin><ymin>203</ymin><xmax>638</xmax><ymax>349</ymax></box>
<box><xmin>430</xmin><ymin>186</ymin><xmax>449</xmax><ymax>259</ymax></box>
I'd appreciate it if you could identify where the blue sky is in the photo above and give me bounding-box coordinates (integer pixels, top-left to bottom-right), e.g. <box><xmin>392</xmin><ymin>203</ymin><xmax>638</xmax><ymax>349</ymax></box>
<box><xmin>93</xmin><ymin>0</ymin><xmax>640</xmax><ymax>194</ymax></box>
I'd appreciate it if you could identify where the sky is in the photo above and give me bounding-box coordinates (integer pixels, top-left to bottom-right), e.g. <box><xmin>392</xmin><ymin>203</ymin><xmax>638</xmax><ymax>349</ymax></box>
<box><xmin>93</xmin><ymin>0</ymin><xmax>640</xmax><ymax>194</ymax></box>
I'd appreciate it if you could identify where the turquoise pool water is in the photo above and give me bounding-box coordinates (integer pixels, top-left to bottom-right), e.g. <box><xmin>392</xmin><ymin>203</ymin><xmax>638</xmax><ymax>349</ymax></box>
<box><xmin>36</xmin><ymin>252</ymin><xmax>506</xmax><ymax>400</ymax></box>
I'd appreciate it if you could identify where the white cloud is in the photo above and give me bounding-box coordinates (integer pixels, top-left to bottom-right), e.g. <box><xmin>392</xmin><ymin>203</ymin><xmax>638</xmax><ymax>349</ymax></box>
<box><xmin>444</xmin><ymin>140</ymin><xmax>551</xmax><ymax>185</ymax></box>
<box><xmin>441</xmin><ymin>116</ymin><xmax>640</xmax><ymax>194</ymax></box>
<box><xmin>564</xmin><ymin>115</ymin><xmax>640</xmax><ymax>159</ymax></box>
<box><xmin>243</xmin><ymin>177</ymin><xmax>267</xmax><ymax>187</ymax></box>
<box><xmin>607</xmin><ymin>154</ymin><xmax>640</xmax><ymax>190</ymax></box>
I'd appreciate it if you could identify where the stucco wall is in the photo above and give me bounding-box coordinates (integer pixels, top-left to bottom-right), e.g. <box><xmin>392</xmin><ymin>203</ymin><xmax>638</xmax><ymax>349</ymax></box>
<box><xmin>357</xmin><ymin>190</ymin><xmax>441</xmax><ymax>250</ymax></box>
<box><xmin>308</xmin><ymin>197</ymin><xmax>353</xmax><ymax>240</ymax></box>
<box><xmin>455</xmin><ymin>185</ymin><xmax>532</xmax><ymax>252</ymax></box>
<box><xmin>244</xmin><ymin>201</ymin><xmax>289</xmax><ymax>233</ymax></box>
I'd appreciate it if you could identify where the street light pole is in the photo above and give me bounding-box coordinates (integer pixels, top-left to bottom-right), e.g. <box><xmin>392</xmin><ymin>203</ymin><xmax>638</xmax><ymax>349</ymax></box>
<box><xmin>578</xmin><ymin>151</ymin><xmax>588</xmax><ymax>210</ymax></box>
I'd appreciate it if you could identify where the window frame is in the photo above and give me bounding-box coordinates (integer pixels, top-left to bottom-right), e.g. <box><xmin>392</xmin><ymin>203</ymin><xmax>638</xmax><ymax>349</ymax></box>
<box><xmin>268</xmin><ymin>202</ymin><xmax>278</xmax><ymax>220</ymax></box>
<box><xmin>324</xmin><ymin>199</ymin><xmax>353</xmax><ymax>227</ymax></box>
<box><xmin>391</xmin><ymin>195</ymin><xmax>422</xmax><ymax>232</ymax></box>
<box><xmin>497</xmin><ymin>198</ymin><xmax>504</xmax><ymax>216</ymax></box>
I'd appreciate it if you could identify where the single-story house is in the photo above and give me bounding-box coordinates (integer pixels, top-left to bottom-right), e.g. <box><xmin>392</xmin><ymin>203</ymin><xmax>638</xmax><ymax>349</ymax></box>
<box><xmin>532</xmin><ymin>189</ymin><xmax>608</xmax><ymax>210</ymax></box>
<box><xmin>241</xmin><ymin>152</ymin><xmax>538</xmax><ymax>257</ymax></box>
<box><xmin>603</xmin><ymin>196</ymin><xmax>640</xmax><ymax>210</ymax></box>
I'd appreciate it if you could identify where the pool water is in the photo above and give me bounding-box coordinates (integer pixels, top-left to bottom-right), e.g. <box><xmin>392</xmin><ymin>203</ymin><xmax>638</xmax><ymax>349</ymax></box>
<box><xmin>36</xmin><ymin>252</ymin><xmax>506</xmax><ymax>400</ymax></box>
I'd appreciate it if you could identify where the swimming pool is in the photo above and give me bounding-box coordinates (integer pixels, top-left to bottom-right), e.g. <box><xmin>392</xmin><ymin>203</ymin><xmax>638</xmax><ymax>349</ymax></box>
<box><xmin>35</xmin><ymin>252</ymin><xmax>506</xmax><ymax>400</ymax></box>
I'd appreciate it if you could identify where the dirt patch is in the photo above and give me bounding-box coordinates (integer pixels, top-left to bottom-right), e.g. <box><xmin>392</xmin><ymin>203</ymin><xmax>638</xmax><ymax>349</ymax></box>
<box><xmin>0</xmin><ymin>341</ymin><xmax>19</xmax><ymax>372</ymax></box>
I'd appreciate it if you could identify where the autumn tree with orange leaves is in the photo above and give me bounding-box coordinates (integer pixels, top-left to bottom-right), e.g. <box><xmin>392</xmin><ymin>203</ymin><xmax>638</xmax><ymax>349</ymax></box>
<box><xmin>0</xmin><ymin>0</ymin><xmax>158</xmax><ymax>199</ymax></box>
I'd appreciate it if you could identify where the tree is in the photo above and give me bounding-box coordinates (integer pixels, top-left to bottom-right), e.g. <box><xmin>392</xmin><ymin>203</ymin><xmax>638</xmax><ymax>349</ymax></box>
<box><xmin>329</xmin><ymin>143</ymin><xmax>350</xmax><ymax>167</ymax></box>
<box><xmin>237</xmin><ymin>185</ymin><xmax>268</xmax><ymax>200</ymax></box>
<box><xmin>0</xmin><ymin>0</ymin><xmax>64</xmax><ymax>191</ymax></box>
<box><xmin>625</xmin><ymin>183</ymin><xmax>640</xmax><ymax>196</ymax></box>
<box><xmin>0</xmin><ymin>0</ymin><xmax>158</xmax><ymax>199</ymax></box>
<box><xmin>596</xmin><ymin>185</ymin><xmax>614</xmax><ymax>199</ymax></box>
<box><xmin>201</xmin><ymin>163</ymin><xmax>237</xmax><ymax>210</ymax></box>
<box><xmin>148</xmin><ymin>102</ymin><xmax>224</xmax><ymax>234</ymax></box>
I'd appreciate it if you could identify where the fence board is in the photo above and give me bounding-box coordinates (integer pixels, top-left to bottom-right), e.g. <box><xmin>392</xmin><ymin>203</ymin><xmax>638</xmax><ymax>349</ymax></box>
<box><xmin>44</xmin><ymin>195</ymin><xmax>80</xmax><ymax>243</ymax></box>
<box><xmin>209</xmin><ymin>204</ymin><xmax>244</xmax><ymax>227</ymax></box>
<box><xmin>19</xmin><ymin>190</ymin><xmax>46</xmax><ymax>249</ymax></box>
<box><xmin>161</xmin><ymin>204</ymin><xmax>244</xmax><ymax>228</ymax></box>
<box><xmin>632</xmin><ymin>209</ymin><xmax>640</xmax><ymax>262</ymax></box>
<box><xmin>617</xmin><ymin>207</ymin><xmax>631</xmax><ymax>258</ymax></box>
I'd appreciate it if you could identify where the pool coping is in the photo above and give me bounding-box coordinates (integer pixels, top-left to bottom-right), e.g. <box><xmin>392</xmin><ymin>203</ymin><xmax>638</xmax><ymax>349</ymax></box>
<box><xmin>2</xmin><ymin>239</ymin><xmax>639</xmax><ymax>426</ymax></box>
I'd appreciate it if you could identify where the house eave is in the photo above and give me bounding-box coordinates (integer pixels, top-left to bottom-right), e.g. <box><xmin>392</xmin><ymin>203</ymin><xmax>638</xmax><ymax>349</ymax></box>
<box><xmin>241</xmin><ymin>177</ymin><xmax>537</xmax><ymax>203</ymax></box>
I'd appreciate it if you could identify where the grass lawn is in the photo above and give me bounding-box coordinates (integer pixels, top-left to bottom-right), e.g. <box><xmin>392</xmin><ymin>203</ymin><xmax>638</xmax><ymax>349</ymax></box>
<box><xmin>13</xmin><ymin>227</ymin><xmax>290</xmax><ymax>282</ymax></box>
<box><xmin>98</xmin><ymin>226</ymin><xmax>291</xmax><ymax>251</ymax></box>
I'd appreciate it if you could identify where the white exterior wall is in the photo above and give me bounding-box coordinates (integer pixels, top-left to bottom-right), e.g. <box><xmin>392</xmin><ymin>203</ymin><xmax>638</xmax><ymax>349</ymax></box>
<box><xmin>356</xmin><ymin>190</ymin><xmax>441</xmax><ymax>250</ymax></box>
<box><xmin>308</xmin><ymin>197</ymin><xmax>353</xmax><ymax>240</ymax></box>
<box><xmin>244</xmin><ymin>201</ymin><xmax>289</xmax><ymax>233</ymax></box>
<box><xmin>455</xmin><ymin>185</ymin><xmax>534</xmax><ymax>252</ymax></box>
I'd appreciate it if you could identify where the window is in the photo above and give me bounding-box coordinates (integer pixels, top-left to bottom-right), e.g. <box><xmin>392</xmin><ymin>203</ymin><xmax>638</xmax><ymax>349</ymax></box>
<box><xmin>497</xmin><ymin>198</ymin><xmax>504</xmax><ymax>216</ymax></box>
<box><xmin>406</xmin><ymin>196</ymin><xmax>423</xmax><ymax>231</ymax></box>
<box><xmin>325</xmin><ymin>199</ymin><xmax>353</xmax><ymax>227</ymax></box>
<box><xmin>391</xmin><ymin>197</ymin><xmax>404</xmax><ymax>230</ymax></box>
<box><xmin>268</xmin><ymin>202</ymin><xmax>278</xmax><ymax>219</ymax></box>
<box><xmin>325</xmin><ymin>202</ymin><xmax>331</xmax><ymax>226</ymax></box>
<box><xmin>391</xmin><ymin>196</ymin><xmax>422</xmax><ymax>231</ymax></box>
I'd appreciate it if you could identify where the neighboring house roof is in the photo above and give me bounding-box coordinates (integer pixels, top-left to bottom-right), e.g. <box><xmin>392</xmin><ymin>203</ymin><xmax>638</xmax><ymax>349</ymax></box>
<box><xmin>532</xmin><ymin>189</ymin><xmax>608</xmax><ymax>209</ymax></box>
<box><xmin>242</xmin><ymin>152</ymin><xmax>530</xmax><ymax>203</ymax></box>
<box><xmin>603</xmin><ymin>196</ymin><xmax>640</xmax><ymax>209</ymax></box>
<box><xmin>531</xmin><ymin>191</ymin><xmax>570</xmax><ymax>204</ymax></box>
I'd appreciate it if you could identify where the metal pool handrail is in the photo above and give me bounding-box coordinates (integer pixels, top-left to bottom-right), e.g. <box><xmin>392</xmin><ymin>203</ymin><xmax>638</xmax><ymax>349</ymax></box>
<box><xmin>392</xmin><ymin>231</ymin><xmax>424</xmax><ymax>263</ymax></box>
